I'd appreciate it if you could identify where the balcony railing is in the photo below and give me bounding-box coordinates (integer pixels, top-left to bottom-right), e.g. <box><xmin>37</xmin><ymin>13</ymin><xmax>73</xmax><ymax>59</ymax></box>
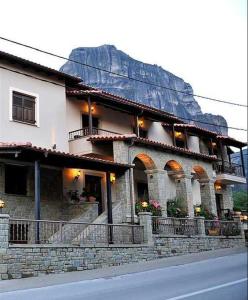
<box><xmin>214</xmin><ymin>160</ymin><xmax>244</xmax><ymax>177</ymax></box>
<box><xmin>69</xmin><ymin>127</ymin><xmax>122</xmax><ymax>141</ymax></box>
<box><xmin>9</xmin><ymin>219</ymin><xmax>144</xmax><ymax>245</ymax></box>
<box><xmin>204</xmin><ymin>220</ymin><xmax>241</xmax><ymax>236</ymax></box>
<box><xmin>152</xmin><ymin>217</ymin><xmax>199</xmax><ymax>236</ymax></box>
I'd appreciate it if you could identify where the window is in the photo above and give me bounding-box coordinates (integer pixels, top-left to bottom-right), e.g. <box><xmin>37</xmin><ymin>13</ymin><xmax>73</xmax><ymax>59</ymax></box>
<box><xmin>5</xmin><ymin>164</ymin><xmax>28</xmax><ymax>195</ymax></box>
<box><xmin>12</xmin><ymin>91</ymin><xmax>36</xmax><ymax>124</ymax></box>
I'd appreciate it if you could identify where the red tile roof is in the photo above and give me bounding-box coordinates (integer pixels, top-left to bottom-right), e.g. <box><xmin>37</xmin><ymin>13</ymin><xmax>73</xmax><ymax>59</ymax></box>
<box><xmin>0</xmin><ymin>51</ymin><xmax>82</xmax><ymax>84</ymax></box>
<box><xmin>88</xmin><ymin>135</ymin><xmax>218</xmax><ymax>161</ymax></box>
<box><xmin>67</xmin><ymin>88</ymin><xmax>182</xmax><ymax>123</ymax></box>
<box><xmin>0</xmin><ymin>142</ymin><xmax>132</xmax><ymax>169</ymax></box>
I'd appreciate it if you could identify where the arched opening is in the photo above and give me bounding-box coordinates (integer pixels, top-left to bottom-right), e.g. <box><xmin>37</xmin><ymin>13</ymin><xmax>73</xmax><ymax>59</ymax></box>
<box><xmin>191</xmin><ymin>165</ymin><xmax>210</xmax><ymax>213</ymax></box>
<box><xmin>164</xmin><ymin>160</ymin><xmax>187</xmax><ymax>215</ymax></box>
<box><xmin>133</xmin><ymin>154</ymin><xmax>156</xmax><ymax>202</ymax></box>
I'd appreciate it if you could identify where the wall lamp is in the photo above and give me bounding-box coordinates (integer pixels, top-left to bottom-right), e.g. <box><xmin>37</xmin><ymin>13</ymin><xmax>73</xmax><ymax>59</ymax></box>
<box><xmin>110</xmin><ymin>173</ymin><xmax>116</xmax><ymax>183</ymax></box>
<box><xmin>0</xmin><ymin>199</ymin><xmax>5</xmax><ymax>213</ymax></box>
<box><xmin>74</xmin><ymin>170</ymin><xmax>81</xmax><ymax>181</ymax></box>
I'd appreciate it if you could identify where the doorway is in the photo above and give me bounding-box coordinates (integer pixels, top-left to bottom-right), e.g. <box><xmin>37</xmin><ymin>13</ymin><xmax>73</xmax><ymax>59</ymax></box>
<box><xmin>215</xmin><ymin>193</ymin><xmax>223</xmax><ymax>218</ymax></box>
<box><xmin>85</xmin><ymin>175</ymin><xmax>103</xmax><ymax>215</ymax></box>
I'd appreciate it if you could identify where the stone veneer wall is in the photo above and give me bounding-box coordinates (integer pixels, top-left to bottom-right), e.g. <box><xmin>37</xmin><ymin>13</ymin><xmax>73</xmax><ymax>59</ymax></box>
<box><xmin>1</xmin><ymin>235</ymin><xmax>244</xmax><ymax>280</ymax></box>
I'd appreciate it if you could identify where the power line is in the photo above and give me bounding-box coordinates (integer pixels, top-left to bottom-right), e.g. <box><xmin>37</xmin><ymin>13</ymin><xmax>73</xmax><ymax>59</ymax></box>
<box><xmin>0</xmin><ymin>36</ymin><xmax>247</xmax><ymax>108</ymax></box>
<box><xmin>1</xmin><ymin>65</ymin><xmax>247</xmax><ymax>133</ymax></box>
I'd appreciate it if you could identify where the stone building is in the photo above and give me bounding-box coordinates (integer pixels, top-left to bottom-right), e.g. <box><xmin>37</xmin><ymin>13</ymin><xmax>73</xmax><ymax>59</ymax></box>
<box><xmin>0</xmin><ymin>50</ymin><xmax>246</xmax><ymax>227</ymax></box>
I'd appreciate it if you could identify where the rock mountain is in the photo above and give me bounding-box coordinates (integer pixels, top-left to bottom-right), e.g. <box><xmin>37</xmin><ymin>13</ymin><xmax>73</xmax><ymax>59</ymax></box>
<box><xmin>60</xmin><ymin>45</ymin><xmax>227</xmax><ymax>134</ymax></box>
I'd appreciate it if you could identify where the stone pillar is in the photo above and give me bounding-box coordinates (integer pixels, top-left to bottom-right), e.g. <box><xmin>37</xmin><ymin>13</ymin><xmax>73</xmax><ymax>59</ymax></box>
<box><xmin>145</xmin><ymin>169</ymin><xmax>167</xmax><ymax>216</ymax></box>
<box><xmin>233</xmin><ymin>216</ymin><xmax>244</xmax><ymax>238</ymax></box>
<box><xmin>138</xmin><ymin>212</ymin><xmax>153</xmax><ymax>245</ymax></box>
<box><xmin>115</xmin><ymin>170</ymin><xmax>136</xmax><ymax>223</ymax></box>
<box><xmin>176</xmin><ymin>173</ymin><xmax>194</xmax><ymax>217</ymax></box>
<box><xmin>0</xmin><ymin>214</ymin><xmax>9</xmax><ymax>254</ymax></box>
<box><xmin>195</xmin><ymin>217</ymin><xmax>206</xmax><ymax>236</ymax></box>
<box><xmin>200</xmin><ymin>179</ymin><xmax>217</xmax><ymax>216</ymax></box>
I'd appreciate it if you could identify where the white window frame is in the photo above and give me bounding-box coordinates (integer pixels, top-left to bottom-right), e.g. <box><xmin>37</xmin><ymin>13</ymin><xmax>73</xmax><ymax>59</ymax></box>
<box><xmin>9</xmin><ymin>87</ymin><xmax>40</xmax><ymax>127</ymax></box>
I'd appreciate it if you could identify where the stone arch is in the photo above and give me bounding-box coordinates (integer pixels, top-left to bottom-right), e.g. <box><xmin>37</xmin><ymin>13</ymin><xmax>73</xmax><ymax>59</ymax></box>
<box><xmin>191</xmin><ymin>165</ymin><xmax>216</xmax><ymax>215</ymax></box>
<box><xmin>134</xmin><ymin>153</ymin><xmax>157</xmax><ymax>170</ymax></box>
<box><xmin>191</xmin><ymin>165</ymin><xmax>209</xmax><ymax>181</ymax></box>
<box><xmin>164</xmin><ymin>160</ymin><xmax>184</xmax><ymax>175</ymax></box>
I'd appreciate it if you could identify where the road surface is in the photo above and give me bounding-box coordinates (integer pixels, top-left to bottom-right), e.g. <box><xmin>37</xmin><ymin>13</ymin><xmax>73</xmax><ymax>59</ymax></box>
<box><xmin>0</xmin><ymin>251</ymin><xmax>247</xmax><ymax>300</ymax></box>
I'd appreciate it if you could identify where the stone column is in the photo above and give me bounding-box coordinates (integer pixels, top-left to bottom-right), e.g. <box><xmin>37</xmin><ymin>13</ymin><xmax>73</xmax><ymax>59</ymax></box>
<box><xmin>176</xmin><ymin>173</ymin><xmax>194</xmax><ymax>217</ymax></box>
<box><xmin>0</xmin><ymin>214</ymin><xmax>9</xmax><ymax>254</ymax></box>
<box><xmin>145</xmin><ymin>169</ymin><xmax>167</xmax><ymax>215</ymax></box>
<box><xmin>195</xmin><ymin>217</ymin><xmax>206</xmax><ymax>236</ymax></box>
<box><xmin>138</xmin><ymin>212</ymin><xmax>153</xmax><ymax>245</ymax></box>
<box><xmin>0</xmin><ymin>214</ymin><xmax>9</xmax><ymax>280</ymax></box>
<box><xmin>200</xmin><ymin>179</ymin><xmax>217</xmax><ymax>216</ymax></box>
<box><xmin>115</xmin><ymin>170</ymin><xmax>136</xmax><ymax>223</ymax></box>
<box><xmin>233</xmin><ymin>216</ymin><xmax>244</xmax><ymax>238</ymax></box>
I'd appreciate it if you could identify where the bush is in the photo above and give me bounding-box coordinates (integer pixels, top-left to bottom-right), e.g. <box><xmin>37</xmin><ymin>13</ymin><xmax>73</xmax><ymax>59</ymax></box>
<box><xmin>135</xmin><ymin>200</ymin><xmax>162</xmax><ymax>216</ymax></box>
<box><xmin>167</xmin><ymin>197</ymin><xmax>188</xmax><ymax>218</ymax></box>
<box><xmin>233</xmin><ymin>191</ymin><xmax>248</xmax><ymax>212</ymax></box>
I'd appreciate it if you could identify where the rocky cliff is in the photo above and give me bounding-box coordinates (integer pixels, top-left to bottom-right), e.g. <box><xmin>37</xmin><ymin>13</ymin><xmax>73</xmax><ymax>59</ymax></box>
<box><xmin>60</xmin><ymin>45</ymin><xmax>227</xmax><ymax>134</ymax></box>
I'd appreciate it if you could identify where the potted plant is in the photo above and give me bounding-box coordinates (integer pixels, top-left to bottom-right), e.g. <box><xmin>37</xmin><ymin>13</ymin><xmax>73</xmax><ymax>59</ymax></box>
<box><xmin>88</xmin><ymin>192</ymin><xmax>98</xmax><ymax>202</ymax></box>
<box><xmin>79</xmin><ymin>188</ymin><xmax>88</xmax><ymax>203</ymax></box>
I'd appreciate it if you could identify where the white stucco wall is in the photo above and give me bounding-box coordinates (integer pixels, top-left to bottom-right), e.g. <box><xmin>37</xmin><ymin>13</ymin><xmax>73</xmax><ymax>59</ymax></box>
<box><xmin>148</xmin><ymin>122</ymin><xmax>173</xmax><ymax>145</ymax></box>
<box><xmin>188</xmin><ymin>135</ymin><xmax>200</xmax><ymax>153</ymax></box>
<box><xmin>0</xmin><ymin>63</ymin><xmax>68</xmax><ymax>152</ymax></box>
<box><xmin>66</xmin><ymin>99</ymin><xmax>134</xmax><ymax>135</ymax></box>
<box><xmin>192</xmin><ymin>179</ymin><xmax>201</xmax><ymax>205</ymax></box>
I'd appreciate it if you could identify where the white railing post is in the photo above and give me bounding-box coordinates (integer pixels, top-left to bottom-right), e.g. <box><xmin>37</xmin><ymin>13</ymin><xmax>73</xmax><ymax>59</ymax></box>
<box><xmin>233</xmin><ymin>216</ymin><xmax>244</xmax><ymax>238</ymax></box>
<box><xmin>195</xmin><ymin>217</ymin><xmax>206</xmax><ymax>236</ymax></box>
<box><xmin>138</xmin><ymin>212</ymin><xmax>153</xmax><ymax>245</ymax></box>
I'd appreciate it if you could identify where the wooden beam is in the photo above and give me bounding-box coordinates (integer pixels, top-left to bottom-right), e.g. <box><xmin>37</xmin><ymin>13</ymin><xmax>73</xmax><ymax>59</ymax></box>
<box><xmin>172</xmin><ymin>124</ymin><xmax>176</xmax><ymax>146</ymax></box>
<box><xmin>240</xmin><ymin>147</ymin><xmax>246</xmax><ymax>177</ymax></box>
<box><xmin>106</xmin><ymin>172</ymin><xmax>113</xmax><ymax>243</ymax></box>
<box><xmin>88</xmin><ymin>95</ymin><xmax>93</xmax><ymax>135</ymax></box>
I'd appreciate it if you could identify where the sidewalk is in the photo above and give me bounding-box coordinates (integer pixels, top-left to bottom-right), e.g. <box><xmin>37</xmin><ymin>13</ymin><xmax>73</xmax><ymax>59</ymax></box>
<box><xmin>0</xmin><ymin>247</ymin><xmax>246</xmax><ymax>293</ymax></box>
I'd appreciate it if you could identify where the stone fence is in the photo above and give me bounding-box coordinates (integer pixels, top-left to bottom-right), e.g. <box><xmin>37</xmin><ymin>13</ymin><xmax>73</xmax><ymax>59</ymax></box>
<box><xmin>0</xmin><ymin>213</ymin><xmax>246</xmax><ymax>280</ymax></box>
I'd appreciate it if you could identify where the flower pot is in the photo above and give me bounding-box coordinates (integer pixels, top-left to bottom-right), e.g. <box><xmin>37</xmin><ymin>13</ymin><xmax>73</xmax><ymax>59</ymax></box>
<box><xmin>89</xmin><ymin>196</ymin><xmax>96</xmax><ymax>202</ymax></box>
<box><xmin>208</xmin><ymin>228</ymin><xmax>220</xmax><ymax>236</ymax></box>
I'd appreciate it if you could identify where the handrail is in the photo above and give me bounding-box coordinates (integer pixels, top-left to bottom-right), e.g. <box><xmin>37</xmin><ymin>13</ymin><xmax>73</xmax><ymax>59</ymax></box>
<box><xmin>68</xmin><ymin>127</ymin><xmax>123</xmax><ymax>140</ymax></box>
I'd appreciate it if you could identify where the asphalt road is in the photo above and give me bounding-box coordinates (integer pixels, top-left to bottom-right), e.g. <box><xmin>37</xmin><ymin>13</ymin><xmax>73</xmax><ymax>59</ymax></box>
<box><xmin>0</xmin><ymin>252</ymin><xmax>247</xmax><ymax>300</ymax></box>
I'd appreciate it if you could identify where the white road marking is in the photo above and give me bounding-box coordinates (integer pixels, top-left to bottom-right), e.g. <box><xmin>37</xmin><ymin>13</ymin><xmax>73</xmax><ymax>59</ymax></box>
<box><xmin>164</xmin><ymin>278</ymin><xmax>248</xmax><ymax>300</ymax></box>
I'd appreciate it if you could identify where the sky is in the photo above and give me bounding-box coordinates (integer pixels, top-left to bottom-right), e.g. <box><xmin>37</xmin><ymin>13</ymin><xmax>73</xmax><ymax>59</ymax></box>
<box><xmin>0</xmin><ymin>0</ymin><xmax>247</xmax><ymax>143</ymax></box>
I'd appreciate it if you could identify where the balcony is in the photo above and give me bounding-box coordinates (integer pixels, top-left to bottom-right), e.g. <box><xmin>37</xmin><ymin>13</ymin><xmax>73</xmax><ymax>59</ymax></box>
<box><xmin>68</xmin><ymin>127</ymin><xmax>123</xmax><ymax>156</ymax></box>
<box><xmin>214</xmin><ymin>160</ymin><xmax>246</xmax><ymax>184</ymax></box>
<box><xmin>69</xmin><ymin>127</ymin><xmax>122</xmax><ymax>141</ymax></box>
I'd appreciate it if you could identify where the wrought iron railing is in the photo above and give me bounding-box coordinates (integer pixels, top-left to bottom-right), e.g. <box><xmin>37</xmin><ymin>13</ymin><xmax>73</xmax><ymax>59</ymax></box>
<box><xmin>204</xmin><ymin>220</ymin><xmax>241</xmax><ymax>236</ymax></box>
<box><xmin>9</xmin><ymin>219</ymin><xmax>144</xmax><ymax>245</ymax></box>
<box><xmin>152</xmin><ymin>217</ymin><xmax>198</xmax><ymax>236</ymax></box>
<box><xmin>69</xmin><ymin>127</ymin><xmax>122</xmax><ymax>140</ymax></box>
<box><xmin>214</xmin><ymin>160</ymin><xmax>244</xmax><ymax>177</ymax></box>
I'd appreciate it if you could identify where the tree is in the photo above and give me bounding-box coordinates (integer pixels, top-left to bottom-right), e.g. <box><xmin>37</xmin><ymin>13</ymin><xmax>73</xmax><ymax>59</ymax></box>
<box><xmin>233</xmin><ymin>191</ymin><xmax>248</xmax><ymax>211</ymax></box>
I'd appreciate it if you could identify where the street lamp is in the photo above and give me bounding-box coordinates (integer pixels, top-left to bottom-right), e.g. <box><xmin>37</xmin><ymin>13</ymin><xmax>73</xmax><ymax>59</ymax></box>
<box><xmin>0</xmin><ymin>199</ymin><xmax>5</xmax><ymax>213</ymax></box>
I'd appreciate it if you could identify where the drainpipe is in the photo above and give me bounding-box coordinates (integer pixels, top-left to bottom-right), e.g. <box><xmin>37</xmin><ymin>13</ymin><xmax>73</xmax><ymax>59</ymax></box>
<box><xmin>88</xmin><ymin>95</ymin><xmax>93</xmax><ymax>135</ymax></box>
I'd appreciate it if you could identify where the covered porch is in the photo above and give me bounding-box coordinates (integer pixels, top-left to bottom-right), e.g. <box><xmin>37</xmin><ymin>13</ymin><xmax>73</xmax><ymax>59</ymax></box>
<box><xmin>0</xmin><ymin>143</ymin><xmax>134</xmax><ymax>243</ymax></box>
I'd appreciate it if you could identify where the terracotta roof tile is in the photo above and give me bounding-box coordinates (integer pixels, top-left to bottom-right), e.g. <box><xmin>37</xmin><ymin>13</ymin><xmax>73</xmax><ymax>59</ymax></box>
<box><xmin>0</xmin><ymin>142</ymin><xmax>132</xmax><ymax>168</ymax></box>
<box><xmin>88</xmin><ymin>136</ymin><xmax>217</xmax><ymax>161</ymax></box>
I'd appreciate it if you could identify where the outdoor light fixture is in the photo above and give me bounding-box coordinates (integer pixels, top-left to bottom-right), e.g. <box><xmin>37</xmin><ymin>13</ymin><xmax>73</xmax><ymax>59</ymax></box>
<box><xmin>174</xmin><ymin>131</ymin><xmax>182</xmax><ymax>138</ymax></box>
<box><xmin>138</xmin><ymin>119</ymin><xmax>144</xmax><ymax>127</ymax></box>
<box><xmin>195</xmin><ymin>207</ymin><xmax>201</xmax><ymax>213</ymax></box>
<box><xmin>0</xmin><ymin>199</ymin><xmax>5</xmax><ymax>213</ymax></box>
<box><xmin>215</xmin><ymin>183</ymin><xmax>222</xmax><ymax>191</ymax></box>
<box><xmin>91</xmin><ymin>105</ymin><xmax>95</xmax><ymax>113</ymax></box>
<box><xmin>110</xmin><ymin>173</ymin><xmax>116</xmax><ymax>183</ymax></box>
<box><xmin>212</xmin><ymin>142</ymin><xmax>217</xmax><ymax>147</ymax></box>
<box><xmin>74</xmin><ymin>170</ymin><xmax>81</xmax><ymax>181</ymax></box>
<box><xmin>141</xmin><ymin>201</ymin><xmax>148</xmax><ymax>208</ymax></box>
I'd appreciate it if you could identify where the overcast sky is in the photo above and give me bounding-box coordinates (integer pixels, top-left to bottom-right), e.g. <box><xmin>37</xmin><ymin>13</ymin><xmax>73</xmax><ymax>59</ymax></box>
<box><xmin>0</xmin><ymin>0</ymin><xmax>247</xmax><ymax>143</ymax></box>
